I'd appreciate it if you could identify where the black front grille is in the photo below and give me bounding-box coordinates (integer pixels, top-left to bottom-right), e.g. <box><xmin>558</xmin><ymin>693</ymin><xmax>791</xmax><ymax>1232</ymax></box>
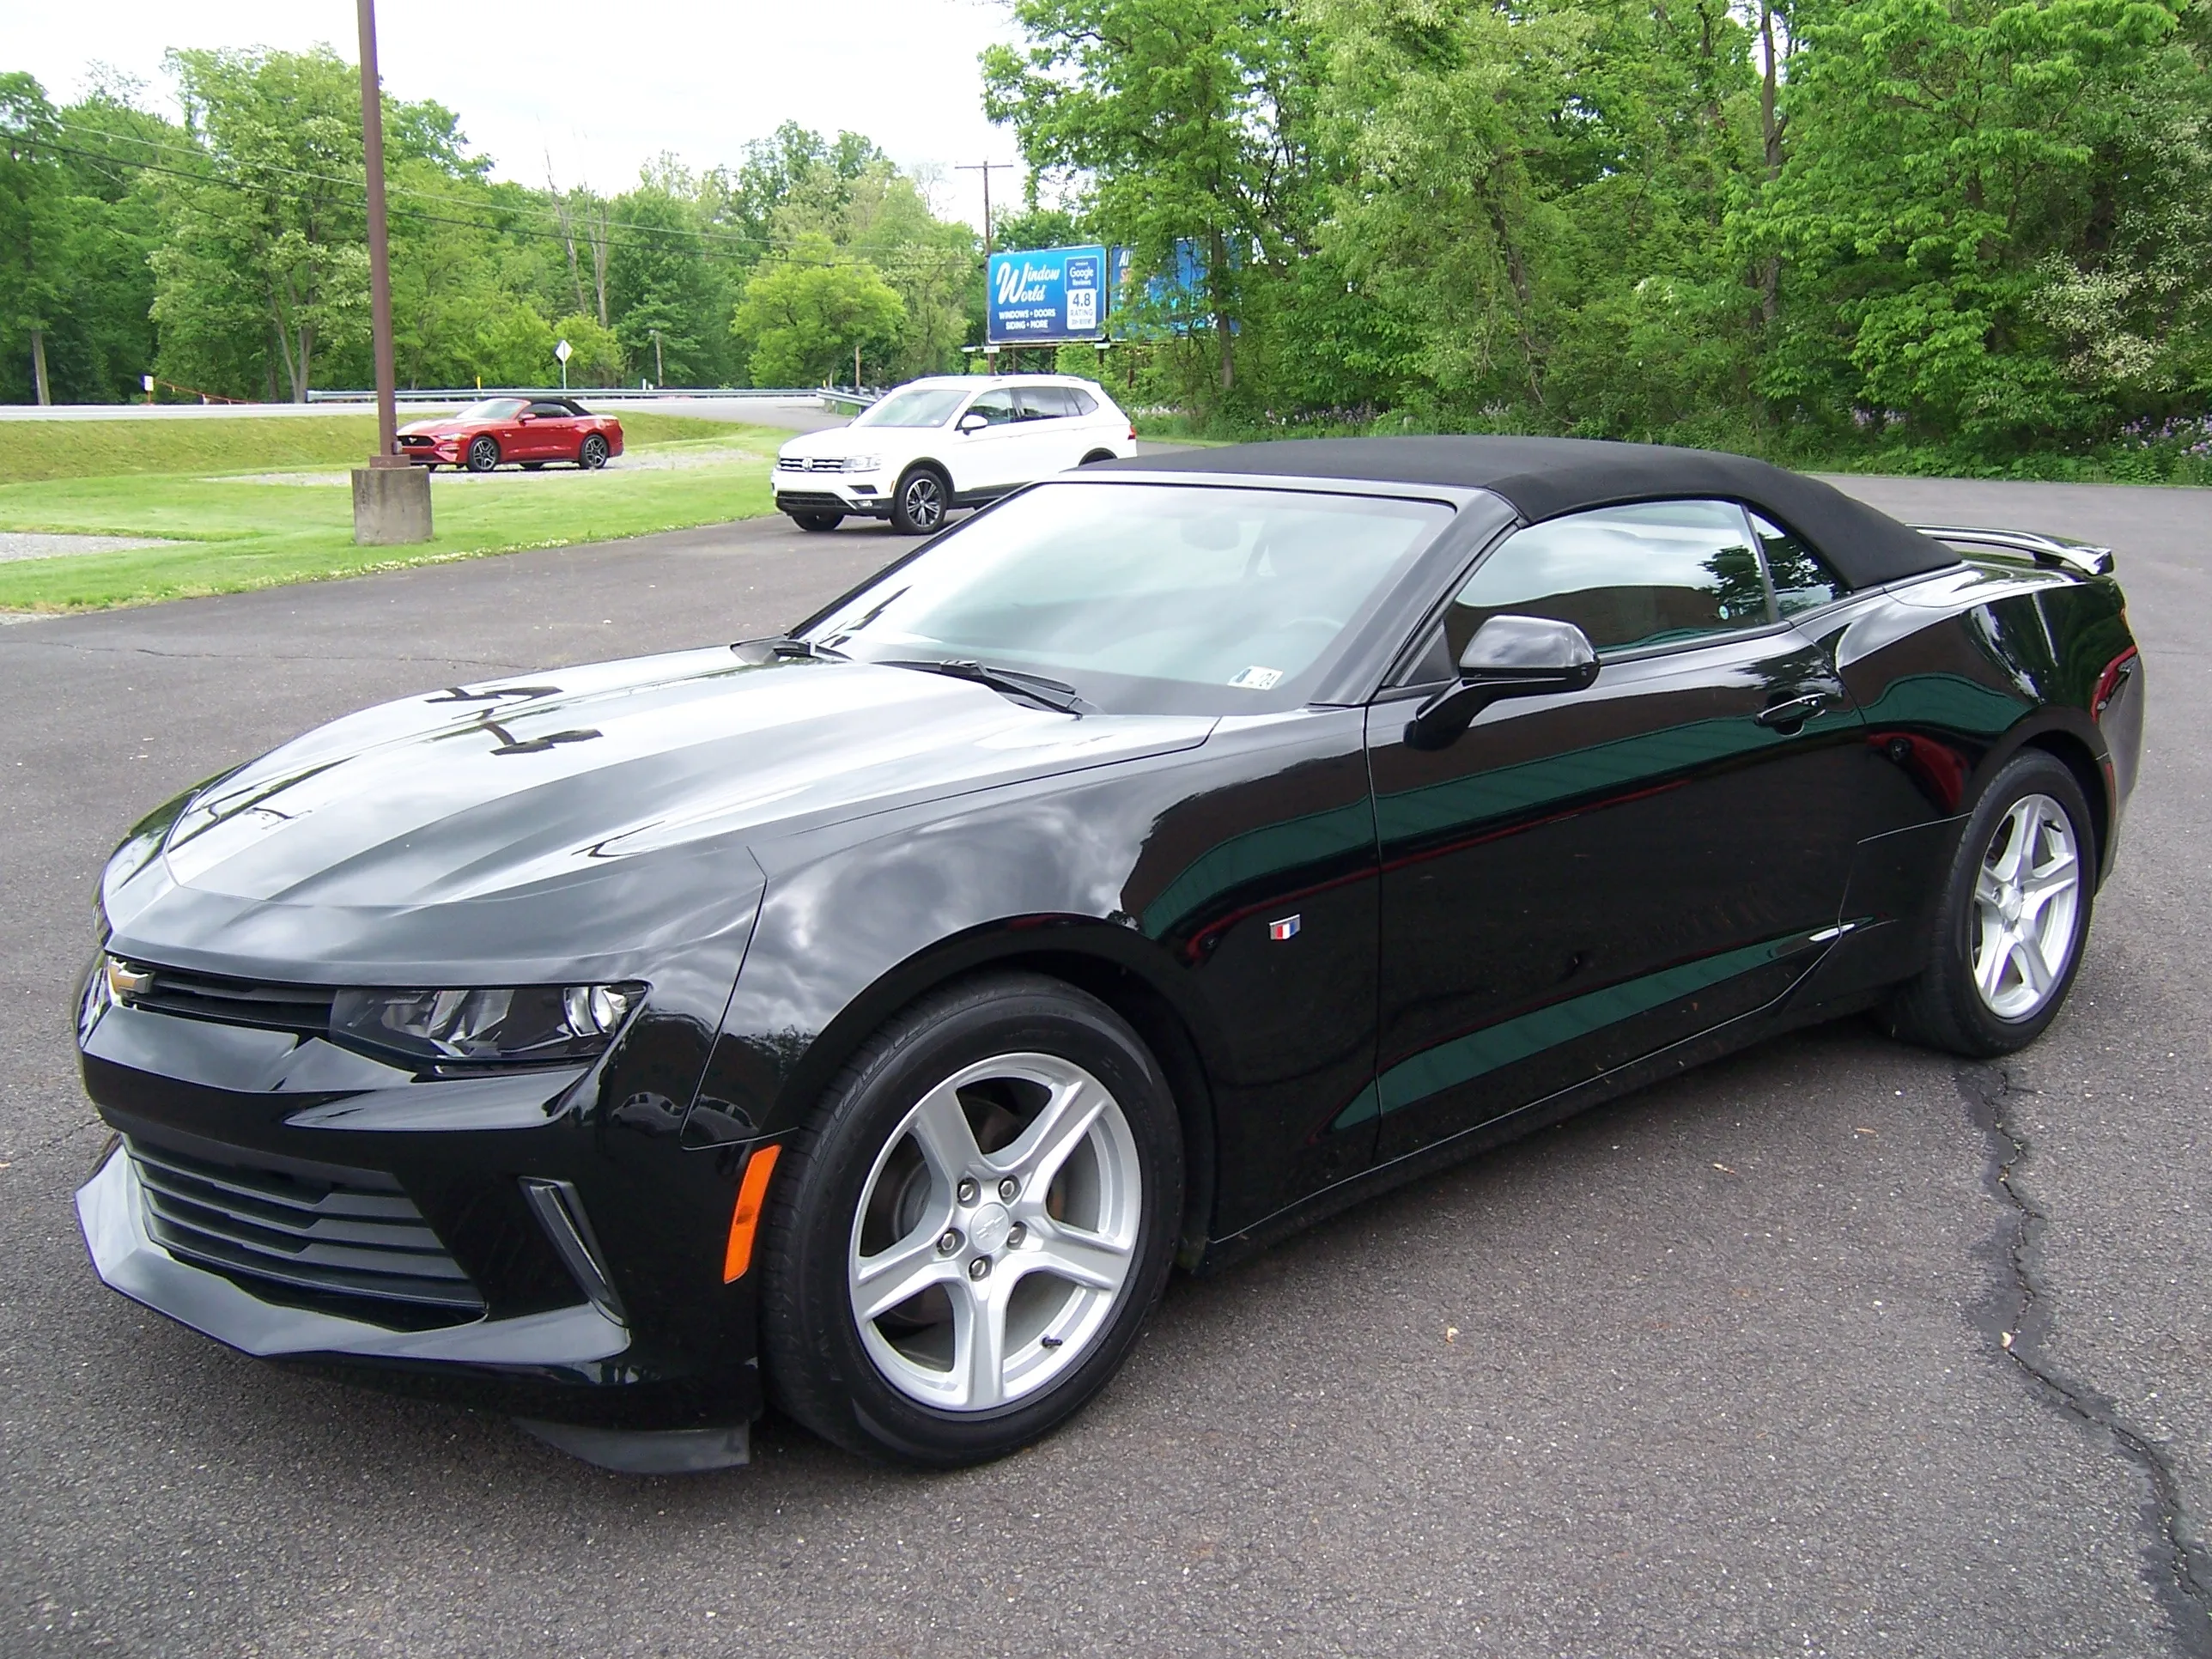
<box><xmin>130</xmin><ymin>1136</ymin><xmax>485</xmax><ymax>1323</ymax></box>
<box><xmin>775</xmin><ymin>490</ymin><xmax>859</xmax><ymax>512</ymax></box>
<box><xmin>122</xmin><ymin>963</ymin><xmax>335</xmax><ymax>1039</ymax></box>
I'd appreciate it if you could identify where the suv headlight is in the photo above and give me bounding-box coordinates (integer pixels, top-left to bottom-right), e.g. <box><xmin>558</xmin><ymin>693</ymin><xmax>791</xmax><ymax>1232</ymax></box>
<box><xmin>843</xmin><ymin>455</ymin><xmax>882</xmax><ymax>473</ymax></box>
<box><xmin>331</xmin><ymin>982</ymin><xmax>645</xmax><ymax>1065</ymax></box>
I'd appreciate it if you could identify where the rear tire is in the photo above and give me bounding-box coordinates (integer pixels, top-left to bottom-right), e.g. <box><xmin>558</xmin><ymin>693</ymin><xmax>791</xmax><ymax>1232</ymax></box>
<box><xmin>1881</xmin><ymin>750</ymin><xmax>2095</xmax><ymax>1057</ymax></box>
<box><xmin>760</xmin><ymin>972</ymin><xmax>1182</xmax><ymax>1467</ymax></box>
<box><xmin>1079</xmin><ymin>449</ymin><xmax>1115</xmax><ymax>466</ymax></box>
<box><xmin>465</xmin><ymin>435</ymin><xmax>500</xmax><ymax>473</ymax></box>
<box><xmin>789</xmin><ymin>510</ymin><xmax>844</xmax><ymax>532</ymax></box>
<box><xmin>579</xmin><ymin>433</ymin><xmax>610</xmax><ymax>470</ymax></box>
<box><xmin>890</xmin><ymin>465</ymin><xmax>950</xmax><ymax>535</ymax></box>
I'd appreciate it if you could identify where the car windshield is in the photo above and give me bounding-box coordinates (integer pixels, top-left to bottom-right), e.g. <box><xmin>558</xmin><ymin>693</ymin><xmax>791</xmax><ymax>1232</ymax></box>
<box><xmin>852</xmin><ymin>387</ymin><xmax>969</xmax><ymax>428</ymax></box>
<box><xmin>452</xmin><ymin>398</ymin><xmax>526</xmax><ymax>422</ymax></box>
<box><xmin>802</xmin><ymin>481</ymin><xmax>1453</xmax><ymax>714</ymax></box>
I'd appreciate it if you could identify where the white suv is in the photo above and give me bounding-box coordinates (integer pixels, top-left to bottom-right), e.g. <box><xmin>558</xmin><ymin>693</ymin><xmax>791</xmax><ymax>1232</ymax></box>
<box><xmin>774</xmin><ymin>375</ymin><xmax>1139</xmax><ymax>535</ymax></box>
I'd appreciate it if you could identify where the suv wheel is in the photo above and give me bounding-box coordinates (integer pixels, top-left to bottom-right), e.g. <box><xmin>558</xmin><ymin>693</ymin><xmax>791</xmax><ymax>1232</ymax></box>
<box><xmin>890</xmin><ymin>466</ymin><xmax>950</xmax><ymax>535</ymax></box>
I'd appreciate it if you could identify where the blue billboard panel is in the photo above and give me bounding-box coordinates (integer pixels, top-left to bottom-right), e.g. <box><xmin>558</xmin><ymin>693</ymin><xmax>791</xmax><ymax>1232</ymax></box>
<box><xmin>987</xmin><ymin>244</ymin><xmax>1108</xmax><ymax>344</ymax></box>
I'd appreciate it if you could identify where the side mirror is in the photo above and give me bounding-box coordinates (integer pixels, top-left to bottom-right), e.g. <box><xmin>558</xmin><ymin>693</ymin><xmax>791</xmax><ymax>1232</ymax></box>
<box><xmin>957</xmin><ymin>410</ymin><xmax>990</xmax><ymax>434</ymax></box>
<box><xmin>517</xmin><ymin>411</ymin><xmax>536</xmax><ymax>423</ymax></box>
<box><xmin>1404</xmin><ymin>614</ymin><xmax>1600</xmax><ymax>751</ymax></box>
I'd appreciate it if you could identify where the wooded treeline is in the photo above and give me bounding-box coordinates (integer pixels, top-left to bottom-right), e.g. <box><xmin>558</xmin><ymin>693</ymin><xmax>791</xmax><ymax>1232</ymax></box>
<box><xmin>6</xmin><ymin>2</ymin><xmax>2209</xmax><ymax>475</ymax></box>
<box><xmin>988</xmin><ymin>0</ymin><xmax>2212</xmax><ymax>473</ymax></box>
<box><xmin>0</xmin><ymin>51</ymin><xmax>981</xmax><ymax>404</ymax></box>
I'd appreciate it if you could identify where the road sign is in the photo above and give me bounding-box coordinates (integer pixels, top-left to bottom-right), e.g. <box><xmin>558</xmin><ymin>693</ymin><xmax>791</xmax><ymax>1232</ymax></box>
<box><xmin>554</xmin><ymin>339</ymin><xmax>573</xmax><ymax>364</ymax></box>
<box><xmin>986</xmin><ymin>245</ymin><xmax>1108</xmax><ymax>345</ymax></box>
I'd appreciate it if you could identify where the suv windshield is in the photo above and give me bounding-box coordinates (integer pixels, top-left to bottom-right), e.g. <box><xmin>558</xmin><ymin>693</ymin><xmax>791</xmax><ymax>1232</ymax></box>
<box><xmin>453</xmin><ymin>398</ymin><xmax>526</xmax><ymax>422</ymax></box>
<box><xmin>854</xmin><ymin>387</ymin><xmax>969</xmax><ymax>428</ymax></box>
<box><xmin>803</xmin><ymin>481</ymin><xmax>1452</xmax><ymax>714</ymax></box>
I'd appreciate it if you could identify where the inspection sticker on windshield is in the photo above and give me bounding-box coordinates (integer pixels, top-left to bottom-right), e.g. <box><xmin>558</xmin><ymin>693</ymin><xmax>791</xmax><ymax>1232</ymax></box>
<box><xmin>1228</xmin><ymin>665</ymin><xmax>1284</xmax><ymax>690</ymax></box>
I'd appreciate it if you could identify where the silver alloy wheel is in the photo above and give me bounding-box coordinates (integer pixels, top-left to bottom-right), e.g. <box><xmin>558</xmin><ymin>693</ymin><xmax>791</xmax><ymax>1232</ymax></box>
<box><xmin>1972</xmin><ymin>791</ymin><xmax>2081</xmax><ymax>1019</ymax></box>
<box><xmin>902</xmin><ymin>472</ymin><xmax>945</xmax><ymax>529</ymax></box>
<box><xmin>848</xmin><ymin>1052</ymin><xmax>1142</xmax><ymax>1412</ymax></box>
<box><xmin>580</xmin><ymin>434</ymin><xmax>609</xmax><ymax>469</ymax></box>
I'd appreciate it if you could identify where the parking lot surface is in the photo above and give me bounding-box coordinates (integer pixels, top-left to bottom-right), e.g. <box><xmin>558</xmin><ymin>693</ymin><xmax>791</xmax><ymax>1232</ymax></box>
<box><xmin>3</xmin><ymin>483</ymin><xmax>2208</xmax><ymax>1657</ymax></box>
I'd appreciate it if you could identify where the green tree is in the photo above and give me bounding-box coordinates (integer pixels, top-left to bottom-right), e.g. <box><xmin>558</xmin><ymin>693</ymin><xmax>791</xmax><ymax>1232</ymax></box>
<box><xmin>732</xmin><ymin>236</ymin><xmax>905</xmax><ymax>384</ymax></box>
<box><xmin>984</xmin><ymin>0</ymin><xmax>1322</xmax><ymax>399</ymax></box>
<box><xmin>151</xmin><ymin>47</ymin><xmax>375</xmax><ymax>401</ymax></box>
<box><xmin>1744</xmin><ymin>0</ymin><xmax>2205</xmax><ymax>449</ymax></box>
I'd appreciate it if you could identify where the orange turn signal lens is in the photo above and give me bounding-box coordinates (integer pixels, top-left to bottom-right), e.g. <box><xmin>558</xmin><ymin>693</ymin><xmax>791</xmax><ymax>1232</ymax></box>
<box><xmin>721</xmin><ymin>1144</ymin><xmax>782</xmax><ymax>1283</ymax></box>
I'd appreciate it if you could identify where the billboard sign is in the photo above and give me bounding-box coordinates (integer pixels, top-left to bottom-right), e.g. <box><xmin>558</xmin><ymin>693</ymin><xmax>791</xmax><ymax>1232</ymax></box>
<box><xmin>987</xmin><ymin>244</ymin><xmax>1108</xmax><ymax>345</ymax></box>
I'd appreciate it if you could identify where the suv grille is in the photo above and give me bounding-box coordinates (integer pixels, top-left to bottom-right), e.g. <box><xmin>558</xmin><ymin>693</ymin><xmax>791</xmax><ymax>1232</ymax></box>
<box><xmin>777</xmin><ymin>455</ymin><xmax>849</xmax><ymax>472</ymax></box>
<box><xmin>129</xmin><ymin>1136</ymin><xmax>484</xmax><ymax>1322</ymax></box>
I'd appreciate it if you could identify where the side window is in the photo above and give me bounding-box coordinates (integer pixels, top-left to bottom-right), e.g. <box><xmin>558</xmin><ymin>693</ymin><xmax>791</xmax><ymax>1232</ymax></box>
<box><xmin>1017</xmin><ymin>386</ymin><xmax>1074</xmax><ymax>420</ymax></box>
<box><xmin>967</xmin><ymin>390</ymin><xmax>1018</xmax><ymax>426</ymax></box>
<box><xmin>1440</xmin><ymin>500</ymin><xmax>1773</xmax><ymax>665</ymax></box>
<box><xmin>526</xmin><ymin>401</ymin><xmax>573</xmax><ymax>419</ymax></box>
<box><xmin>1067</xmin><ymin>387</ymin><xmax>1099</xmax><ymax>416</ymax></box>
<box><xmin>1747</xmin><ymin>511</ymin><xmax>1845</xmax><ymax>616</ymax></box>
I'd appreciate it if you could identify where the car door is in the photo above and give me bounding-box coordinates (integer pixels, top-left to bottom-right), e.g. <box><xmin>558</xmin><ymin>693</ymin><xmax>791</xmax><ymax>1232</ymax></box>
<box><xmin>951</xmin><ymin>388</ymin><xmax>1024</xmax><ymax>494</ymax></box>
<box><xmin>523</xmin><ymin>400</ymin><xmax>578</xmax><ymax>460</ymax></box>
<box><xmin>1364</xmin><ymin>499</ymin><xmax>1867</xmax><ymax>1163</ymax></box>
<box><xmin>1014</xmin><ymin>385</ymin><xmax>1083</xmax><ymax>473</ymax></box>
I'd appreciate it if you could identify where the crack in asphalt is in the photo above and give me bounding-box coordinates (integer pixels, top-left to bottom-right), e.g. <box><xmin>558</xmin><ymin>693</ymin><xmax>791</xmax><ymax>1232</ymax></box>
<box><xmin>1963</xmin><ymin>1063</ymin><xmax>2212</xmax><ymax>1656</ymax></box>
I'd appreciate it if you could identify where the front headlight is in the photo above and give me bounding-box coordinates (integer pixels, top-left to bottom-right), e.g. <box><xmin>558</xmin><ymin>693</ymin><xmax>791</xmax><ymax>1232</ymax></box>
<box><xmin>843</xmin><ymin>455</ymin><xmax>882</xmax><ymax>473</ymax></box>
<box><xmin>330</xmin><ymin>981</ymin><xmax>645</xmax><ymax>1065</ymax></box>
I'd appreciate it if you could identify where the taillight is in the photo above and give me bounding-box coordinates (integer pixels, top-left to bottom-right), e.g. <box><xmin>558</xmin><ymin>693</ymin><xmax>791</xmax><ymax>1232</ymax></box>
<box><xmin>1128</xmin><ymin>423</ymin><xmax>1138</xmax><ymax>441</ymax></box>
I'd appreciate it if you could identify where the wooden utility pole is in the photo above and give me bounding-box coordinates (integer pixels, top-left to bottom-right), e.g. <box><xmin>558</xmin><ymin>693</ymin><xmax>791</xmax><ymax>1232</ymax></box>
<box><xmin>350</xmin><ymin>0</ymin><xmax>430</xmax><ymax>543</ymax></box>
<box><xmin>955</xmin><ymin>161</ymin><xmax>1015</xmax><ymax>256</ymax></box>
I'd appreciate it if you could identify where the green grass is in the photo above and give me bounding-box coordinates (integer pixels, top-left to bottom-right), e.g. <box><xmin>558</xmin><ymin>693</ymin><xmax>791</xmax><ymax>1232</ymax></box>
<box><xmin>0</xmin><ymin>410</ymin><xmax>744</xmax><ymax>485</ymax></box>
<box><xmin>0</xmin><ymin>426</ymin><xmax>784</xmax><ymax>612</ymax></box>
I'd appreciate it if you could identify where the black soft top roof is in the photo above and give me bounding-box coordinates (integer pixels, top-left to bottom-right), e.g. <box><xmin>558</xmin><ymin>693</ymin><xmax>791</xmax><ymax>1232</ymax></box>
<box><xmin>1104</xmin><ymin>435</ymin><xmax>1959</xmax><ymax>590</ymax></box>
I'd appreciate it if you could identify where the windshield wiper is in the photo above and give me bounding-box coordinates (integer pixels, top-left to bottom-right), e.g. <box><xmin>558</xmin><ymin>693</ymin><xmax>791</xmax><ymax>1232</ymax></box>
<box><xmin>731</xmin><ymin>635</ymin><xmax>848</xmax><ymax>663</ymax></box>
<box><xmin>884</xmin><ymin>658</ymin><xmax>1091</xmax><ymax>715</ymax></box>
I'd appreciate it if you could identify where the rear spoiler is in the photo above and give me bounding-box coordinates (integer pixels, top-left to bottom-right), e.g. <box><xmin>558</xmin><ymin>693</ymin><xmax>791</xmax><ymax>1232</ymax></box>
<box><xmin>1912</xmin><ymin>525</ymin><xmax>2115</xmax><ymax>578</ymax></box>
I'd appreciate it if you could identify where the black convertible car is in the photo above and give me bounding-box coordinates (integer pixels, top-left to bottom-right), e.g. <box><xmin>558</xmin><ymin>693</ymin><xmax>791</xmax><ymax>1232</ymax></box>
<box><xmin>74</xmin><ymin>438</ymin><xmax>2142</xmax><ymax>1471</ymax></box>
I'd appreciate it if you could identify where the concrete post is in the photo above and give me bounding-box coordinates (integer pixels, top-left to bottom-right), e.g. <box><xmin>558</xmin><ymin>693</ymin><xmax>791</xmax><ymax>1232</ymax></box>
<box><xmin>350</xmin><ymin>465</ymin><xmax>433</xmax><ymax>545</ymax></box>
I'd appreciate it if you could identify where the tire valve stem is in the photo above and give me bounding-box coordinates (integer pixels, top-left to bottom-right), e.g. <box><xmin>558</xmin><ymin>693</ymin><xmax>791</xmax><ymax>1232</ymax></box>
<box><xmin>1041</xmin><ymin>1336</ymin><xmax>1062</xmax><ymax>1349</ymax></box>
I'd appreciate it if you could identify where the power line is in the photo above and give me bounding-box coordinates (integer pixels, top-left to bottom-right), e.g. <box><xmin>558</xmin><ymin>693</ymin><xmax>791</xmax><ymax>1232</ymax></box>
<box><xmin>38</xmin><ymin>118</ymin><xmax>979</xmax><ymax>266</ymax></box>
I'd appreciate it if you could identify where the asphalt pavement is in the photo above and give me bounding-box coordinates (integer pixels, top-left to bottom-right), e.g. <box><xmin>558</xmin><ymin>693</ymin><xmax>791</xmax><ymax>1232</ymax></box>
<box><xmin>3</xmin><ymin>481</ymin><xmax>2208</xmax><ymax>1657</ymax></box>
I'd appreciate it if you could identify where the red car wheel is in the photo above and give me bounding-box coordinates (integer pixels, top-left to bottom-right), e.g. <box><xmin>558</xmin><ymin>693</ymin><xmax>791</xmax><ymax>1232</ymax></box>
<box><xmin>579</xmin><ymin>434</ymin><xmax>610</xmax><ymax>470</ymax></box>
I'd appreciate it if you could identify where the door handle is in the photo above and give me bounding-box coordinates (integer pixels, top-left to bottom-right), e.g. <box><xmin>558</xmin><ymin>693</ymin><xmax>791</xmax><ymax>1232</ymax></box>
<box><xmin>1754</xmin><ymin>692</ymin><xmax>1830</xmax><ymax>732</ymax></box>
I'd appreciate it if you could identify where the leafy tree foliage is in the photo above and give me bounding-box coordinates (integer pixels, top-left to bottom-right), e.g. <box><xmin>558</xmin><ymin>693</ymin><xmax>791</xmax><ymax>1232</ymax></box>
<box><xmin>732</xmin><ymin>235</ymin><xmax>906</xmax><ymax>385</ymax></box>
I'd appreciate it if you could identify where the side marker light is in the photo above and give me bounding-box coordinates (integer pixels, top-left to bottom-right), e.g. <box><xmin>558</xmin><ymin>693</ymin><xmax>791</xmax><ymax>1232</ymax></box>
<box><xmin>722</xmin><ymin>1143</ymin><xmax>783</xmax><ymax>1283</ymax></box>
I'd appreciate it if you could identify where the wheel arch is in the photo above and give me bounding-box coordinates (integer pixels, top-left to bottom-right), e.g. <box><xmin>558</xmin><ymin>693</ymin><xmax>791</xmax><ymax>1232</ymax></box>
<box><xmin>2017</xmin><ymin>724</ymin><xmax>2112</xmax><ymax>884</ymax></box>
<box><xmin>750</xmin><ymin>919</ymin><xmax>1223</xmax><ymax>1267</ymax></box>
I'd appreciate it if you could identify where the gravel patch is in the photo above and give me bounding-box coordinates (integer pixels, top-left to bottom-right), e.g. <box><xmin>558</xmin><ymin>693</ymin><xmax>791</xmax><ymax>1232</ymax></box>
<box><xmin>0</xmin><ymin>532</ymin><xmax>177</xmax><ymax>563</ymax></box>
<box><xmin>217</xmin><ymin>446</ymin><xmax>770</xmax><ymax>488</ymax></box>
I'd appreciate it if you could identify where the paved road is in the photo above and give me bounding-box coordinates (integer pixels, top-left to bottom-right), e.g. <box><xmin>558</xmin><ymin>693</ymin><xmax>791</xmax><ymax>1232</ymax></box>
<box><xmin>2</xmin><ymin>483</ymin><xmax>2208</xmax><ymax>1657</ymax></box>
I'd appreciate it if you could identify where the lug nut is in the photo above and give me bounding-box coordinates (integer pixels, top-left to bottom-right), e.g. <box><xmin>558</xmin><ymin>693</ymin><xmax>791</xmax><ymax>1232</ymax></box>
<box><xmin>937</xmin><ymin>1229</ymin><xmax>963</xmax><ymax>1255</ymax></box>
<box><xmin>968</xmin><ymin>1256</ymin><xmax>991</xmax><ymax>1280</ymax></box>
<box><xmin>998</xmin><ymin>1176</ymin><xmax>1020</xmax><ymax>1201</ymax></box>
<box><xmin>957</xmin><ymin>1177</ymin><xmax>980</xmax><ymax>1205</ymax></box>
<box><xmin>1006</xmin><ymin>1223</ymin><xmax>1027</xmax><ymax>1248</ymax></box>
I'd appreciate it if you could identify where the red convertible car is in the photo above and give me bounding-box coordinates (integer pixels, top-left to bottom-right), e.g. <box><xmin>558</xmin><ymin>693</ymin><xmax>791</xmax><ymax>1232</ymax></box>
<box><xmin>398</xmin><ymin>398</ymin><xmax>624</xmax><ymax>472</ymax></box>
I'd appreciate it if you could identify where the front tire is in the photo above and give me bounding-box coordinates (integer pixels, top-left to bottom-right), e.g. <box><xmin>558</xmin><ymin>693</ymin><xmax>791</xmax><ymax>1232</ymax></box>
<box><xmin>789</xmin><ymin>510</ymin><xmax>844</xmax><ymax>532</ymax></box>
<box><xmin>465</xmin><ymin>435</ymin><xmax>500</xmax><ymax>472</ymax></box>
<box><xmin>760</xmin><ymin>973</ymin><xmax>1182</xmax><ymax>1467</ymax></box>
<box><xmin>890</xmin><ymin>465</ymin><xmax>950</xmax><ymax>535</ymax></box>
<box><xmin>1881</xmin><ymin>750</ymin><xmax>2095</xmax><ymax>1056</ymax></box>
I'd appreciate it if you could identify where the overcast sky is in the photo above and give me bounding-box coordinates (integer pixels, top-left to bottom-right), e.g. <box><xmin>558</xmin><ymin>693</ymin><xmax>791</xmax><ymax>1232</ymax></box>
<box><xmin>5</xmin><ymin>1</ymin><xmax>1032</xmax><ymax>229</ymax></box>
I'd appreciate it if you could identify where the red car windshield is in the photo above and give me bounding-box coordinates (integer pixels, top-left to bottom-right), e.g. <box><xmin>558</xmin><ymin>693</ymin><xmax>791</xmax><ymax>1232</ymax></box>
<box><xmin>451</xmin><ymin>398</ymin><xmax>527</xmax><ymax>422</ymax></box>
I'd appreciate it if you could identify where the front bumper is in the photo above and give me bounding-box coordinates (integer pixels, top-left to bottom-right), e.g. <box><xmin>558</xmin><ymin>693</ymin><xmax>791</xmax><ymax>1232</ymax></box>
<box><xmin>72</xmin><ymin>986</ymin><xmax>768</xmax><ymax>1434</ymax></box>
<box><xmin>774</xmin><ymin>472</ymin><xmax>890</xmax><ymax>517</ymax></box>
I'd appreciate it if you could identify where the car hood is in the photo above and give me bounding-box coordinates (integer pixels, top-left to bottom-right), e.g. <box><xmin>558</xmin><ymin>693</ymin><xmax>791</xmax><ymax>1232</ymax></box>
<box><xmin>397</xmin><ymin>416</ymin><xmax>487</xmax><ymax>438</ymax></box>
<box><xmin>100</xmin><ymin>649</ymin><xmax>1212</xmax><ymax>978</ymax></box>
<box><xmin>778</xmin><ymin>423</ymin><xmax>894</xmax><ymax>462</ymax></box>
